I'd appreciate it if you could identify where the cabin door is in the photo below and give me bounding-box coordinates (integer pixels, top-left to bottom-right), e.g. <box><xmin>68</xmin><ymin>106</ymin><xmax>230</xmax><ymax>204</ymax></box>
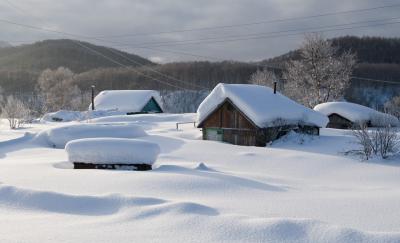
<box><xmin>205</xmin><ymin>128</ymin><xmax>223</xmax><ymax>142</ymax></box>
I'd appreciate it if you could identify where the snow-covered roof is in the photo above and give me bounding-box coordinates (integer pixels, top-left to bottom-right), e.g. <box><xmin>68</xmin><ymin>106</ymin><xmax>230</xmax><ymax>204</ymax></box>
<box><xmin>93</xmin><ymin>90</ymin><xmax>163</xmax><ymax>113</ymax></box>
<box><xmin>197</xmin><ymin>83</ymin><xmax>329</xmax><ymax>128</ymax></box>
<box><xmin>314</xmin><ymin>102</ymin><xmax>399</xmax><ymax>127</ymax></box>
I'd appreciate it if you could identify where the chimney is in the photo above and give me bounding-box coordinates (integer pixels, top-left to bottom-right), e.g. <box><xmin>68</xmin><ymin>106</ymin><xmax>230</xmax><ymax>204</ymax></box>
<box><xmin>91</xmin><ymin>85</ymin><xmax>95</xmax><ymax>110</ymax></box>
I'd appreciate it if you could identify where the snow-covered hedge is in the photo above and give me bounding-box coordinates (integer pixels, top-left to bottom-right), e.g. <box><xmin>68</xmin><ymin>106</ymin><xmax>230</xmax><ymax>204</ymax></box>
<box><xmin>197</xmin><ymin>83</ymin><xmax>328</xmax><ymax>128</ymax></box>
<box><xmin>314</xmin><ymin>102</ymin><xmax>399</xmax><ymax>127</ymax></box>
<box><xmin>65</xmin><ymin>138</ymin><xmax>160</xmax><ymax>165</ymax></box>
<box><xmin>36</xmin><ymin>123</ymin><xmax>147</xmax><ymax>148</ymax></box>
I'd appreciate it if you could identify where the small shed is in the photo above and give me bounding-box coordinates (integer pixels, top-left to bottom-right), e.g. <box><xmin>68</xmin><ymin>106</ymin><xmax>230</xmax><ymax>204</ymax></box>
<box><xmin>92</xmin><ymin>90</ymin><xmax>163</xmax><ymax>114</ymax></box>
<box><xmin>314</xmin><ymin>102</ymin><xmax>399</xmax><ymax>129</ymax></box>
<box><xmin>197</xmin><ymin>83</ymin><xmax>328</xmax><ymax>146</ymax></box>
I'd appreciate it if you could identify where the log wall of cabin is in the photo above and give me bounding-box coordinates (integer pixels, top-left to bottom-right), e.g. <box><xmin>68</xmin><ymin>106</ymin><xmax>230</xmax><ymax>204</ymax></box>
<box><xmin>201</xmin><ymin>100</ymin><xmax>262</xmax><ymax>146</ymax></box>
<box><xmin>201</xmin><ymin>100</ymin><xmax>255</xmax><ymax>130</ymax></box>
<box><xmin>327</xmin><ymin>113</ymin><xmax>354</xmax><ymax>129</ymax></box>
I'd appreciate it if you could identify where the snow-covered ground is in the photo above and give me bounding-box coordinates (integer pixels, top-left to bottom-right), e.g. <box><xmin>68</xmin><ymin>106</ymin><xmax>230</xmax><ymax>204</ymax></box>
<box><xmin>1</xmin><ymin>113</ymin><xmax>400</xmax><ymax>242</ymax></box>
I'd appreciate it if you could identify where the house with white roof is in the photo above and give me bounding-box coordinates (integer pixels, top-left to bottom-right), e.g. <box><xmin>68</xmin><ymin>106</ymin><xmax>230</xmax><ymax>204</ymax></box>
<box><xmin>197</xmin><ymin>83</ymin><xmax>328</xmax><ymax>146</ymax></box>
<box><xmin>92</xmin><ymin>90</ymin><xmax>163</xmax><ymax>115</ymax></box>
<box><xmin>314</xmin><ymin>101</ymin><xmax>399</xmax><ymax>129</ymax></box>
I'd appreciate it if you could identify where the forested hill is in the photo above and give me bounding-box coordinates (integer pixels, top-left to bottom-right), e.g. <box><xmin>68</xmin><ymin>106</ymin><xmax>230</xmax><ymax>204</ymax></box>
<box><xmin>0</xmin><ymin>39</ymin><xmax>153</xmax><ymax>73</ymax></box>
<box><xmin>1</xmin><ymin>36</ymin><xmax>400</xmax><ymax>107</ymax></box>
<box><xmin>263</xmin><ymin>36</ymin><xmax>400</xmax><ymax>65</ymax></box>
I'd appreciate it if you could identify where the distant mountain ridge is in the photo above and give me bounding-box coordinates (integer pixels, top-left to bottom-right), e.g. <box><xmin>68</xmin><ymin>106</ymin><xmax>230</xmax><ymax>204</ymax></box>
<box><xmin>0</xmin><ymin>39</ymin><xmax>153</xmax><ymax>73</ymax></box>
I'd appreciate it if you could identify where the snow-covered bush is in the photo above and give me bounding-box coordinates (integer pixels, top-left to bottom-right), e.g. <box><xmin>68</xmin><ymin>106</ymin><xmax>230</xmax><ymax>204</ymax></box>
<box><xmin>1</xmin><ymin>95</ymin><xmax>31</xmax><ymax>129</ymax></box>
<box><xmin>352</xmin><ymin>124</ymin><xmax>374</xmax><ymax>160</ymax></box>
<box><xmin>352</xmin><ymin>121</ymin><xmax>399</xmax><ymax>160</ymax></box>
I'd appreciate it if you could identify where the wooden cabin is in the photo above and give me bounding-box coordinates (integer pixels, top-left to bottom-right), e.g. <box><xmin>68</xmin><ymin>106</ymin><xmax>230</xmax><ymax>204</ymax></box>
<box><xmin>314</xmin><ymin>102</ymin><xmax>399</xmax><ymax>129</ymax></box>
<box><xmin>197</xmin><ymin>84</ymin><xmax>328</xmax><ymax>147</ymax></box>
<box><xmin>93</xmin><ymin>90</ymin><xmax>163</xmax><ymax>114</ymax></box>
<box><xmin>326</xmin><ymin>113</ymin><xmax>354</xmax><ymax>129</ymax></box>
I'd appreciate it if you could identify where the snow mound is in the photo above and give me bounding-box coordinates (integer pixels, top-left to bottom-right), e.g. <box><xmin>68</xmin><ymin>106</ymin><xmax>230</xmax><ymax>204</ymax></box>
<box><xmin>207</xmin><ymin>216</ymin><xmax>400</xmax><ymax>243</ymax></box>
<box><xmin>93</xmin><ymin>90</ymin><xmax>163</xmax><ymax>113</ymax></box>
<box><xmin>41</xmin><ymin>110</ymin><xmax>83</xmax><ymax>122</ymax></box>
<box><xmin>197</xmin><ymin>83</ymin><xmax>328</xmax><ymax>128</ymax></box>
<box><xmin>272</xmin><ymin>131</ymin><xmax>315</xmax><ymax>146</ymax></box>
<box><xmin>41</xmin><ymin>109</ymin><xmax>125</xmax><ymax>122</ymax></box>
<box><xmin>65</xmin><ymin>138</ymin><xmax>160</xmax><ymax>165</ymax></box>
<box><xmin>134</xmin><ymin>201</ymin><xmax>219</xmax><ymax>219</ymax></box>
<box><xmin>195</xmin><ymin>162</ymin><xmax>215</xmax><ymax>172</ymax></box>
<box><xmin>91</xmin><ymin>113</ymin><xmax>196</xmax><ymax>124</ymax></box>
<box><xmin>35</xmin><ymin>123</ymin><xmax>147</xmax><ymax>148</ymax></box>
<box><xmin>314</xmin><ymin>102</ymin><xmax>399</xmax><ymax>127</ymax></box>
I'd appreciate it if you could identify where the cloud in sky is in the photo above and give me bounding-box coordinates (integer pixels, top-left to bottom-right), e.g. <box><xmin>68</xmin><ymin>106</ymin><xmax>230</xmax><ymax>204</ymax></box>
<box><xmin>0</xmin><ymin>0</ymin><xmax>399</xmax><ymax>62</ymax></box>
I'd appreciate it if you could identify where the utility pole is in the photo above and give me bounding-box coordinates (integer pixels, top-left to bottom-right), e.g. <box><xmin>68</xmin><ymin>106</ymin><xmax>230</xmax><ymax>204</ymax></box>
<box><xmin>91</xmin><ymin>85</ymin><xmax>95</xmax><ymax>110</ymax></box>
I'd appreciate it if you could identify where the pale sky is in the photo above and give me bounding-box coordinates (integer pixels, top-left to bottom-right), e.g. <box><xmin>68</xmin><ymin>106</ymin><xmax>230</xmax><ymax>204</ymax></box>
<box><xmin>1</xmin><ymin>0</ymin><xmax>400</xmax><ymax>63</ymax></box>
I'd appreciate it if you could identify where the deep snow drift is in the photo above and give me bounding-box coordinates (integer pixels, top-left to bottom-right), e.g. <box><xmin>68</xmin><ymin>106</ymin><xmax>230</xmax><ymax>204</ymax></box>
<box><xmin>1</xmin><ymin>113</ymin><xmax>400</xmax><ymax>242</ymax></box>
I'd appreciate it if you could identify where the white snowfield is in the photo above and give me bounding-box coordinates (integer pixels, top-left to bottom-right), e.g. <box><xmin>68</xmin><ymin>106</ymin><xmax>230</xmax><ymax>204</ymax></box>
<box><xmin>35</xmin><ymin>123</ymin><xmax>147</xmax><ymax>148</ymax></box>
<box><xmin>1</xmin><ymin>113</ymin><xmax>400</xmax><ymax>242</ymax></box>
<box><xmin>66</xmin><ymin>138</ymin><xmax>160</xmax><ymax>165</ymax></box>
<box><xmin>314</xmin><ymin>101</ymin><xmax>399</xmax><ymax>126</ymax></box>
<box><xmin>41</xmin><ymin>109</ymin><xmax>125</xmax><ymax>122</ymax></box>
<box><xmin>93</xmin><ymin>90</ymin><xmax>163</xmax><ymax>113</ymax></box>
<box><xmin>197</xmin><ymin>83</ymin><xmax>329</xmax><ymax>128</ymax></box>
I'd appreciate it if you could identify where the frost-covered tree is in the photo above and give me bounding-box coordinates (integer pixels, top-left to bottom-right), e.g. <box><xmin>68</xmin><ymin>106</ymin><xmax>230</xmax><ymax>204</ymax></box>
<box><xmin>37</xmin><ymin>67</ymin><xmax>83</xmax><ymax>112</ymax></box>
<box><xmin>1</xmin><ymin>95</ymin><xmax>30</xmax><ymax>129</ymax></box>
<box><xmin>284</xmin><ymin>33</ymin><xmax>356</xmax><ymax>107</ymax></box>
<box><xmin>249</xmin><ymin>69</ymin><xmax>283</xmax><ymax>91</ymax></box>
<box><xmin>384</xmin><ymin>96</ymin><xmax>400</xmax><ymax>119</ymax></box>
<box><xmin>161</xmin><ymin>90</ymin><xmax>209</xmax><ymax>113</ymax></box>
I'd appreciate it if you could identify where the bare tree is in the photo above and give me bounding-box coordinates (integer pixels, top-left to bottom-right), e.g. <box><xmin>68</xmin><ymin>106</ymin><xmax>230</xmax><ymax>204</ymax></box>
<box><xmin>1</xmin><ymin>95</ymin><xmax>30</xmax><ymax>129</ymax></box>
<box><xmin>37</xmin><ymin>67</ymin><xmax>83</xmax><ymax>112</ymax></box>
<box><xmin>284</xmin><ymin>33</ymin><xmax>356</xmax><ymax>107</ymax></box>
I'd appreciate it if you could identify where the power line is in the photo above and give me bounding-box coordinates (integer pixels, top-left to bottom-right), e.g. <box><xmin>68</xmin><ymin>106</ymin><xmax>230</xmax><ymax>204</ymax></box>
<box><xmin>350</xmin><ymin>76</ymin><xmax>400</xmax><ymax>84</ymax></box>
<box><xmin>72</xmin><ymin>40</ymin><xmax>187</xmax><ymax>90</ymax></box>
<box><xmin>2</xmin><ymin>1</ymin><xmax>400</xmax><ymax>86</ymax></box>
<box><xmin>93</xmin><ymin>3</ymin><xmax>400</xmax><ymax>38</ymax></box>
<box><xmin>0</xmin><ymin>1</ymin><xmax>202</xmax><ymax>90</ymax></box>
<box><xmin>129</xmin><ymin>19</ymin><xmax>400</xmax><ymax>48</ymax></box>
<box><xmin>123</xmin><ymin>17</ymin><xmax>400</xmax><ymax>47</ymax></box>
<box><xmin>103</xmin><ymin>46</ymin><xmax>208</xmax><ymax>89</ymax></box>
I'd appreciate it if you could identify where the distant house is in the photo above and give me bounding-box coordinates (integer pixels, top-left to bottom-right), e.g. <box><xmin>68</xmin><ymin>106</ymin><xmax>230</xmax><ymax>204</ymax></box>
<box><xmin>196</xmin><ymin>83</ymin><xmax>328</xmax><ymax>146</ymax></box>
<box><xmin>314</xmin><ymin>102</ymin><xmax>399</xmax><ymax>129</ymax></box>
<box><xmin>93</xmin><ymin>90</ymin><xmax>163</xmax><ymax>114</ymax></box>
